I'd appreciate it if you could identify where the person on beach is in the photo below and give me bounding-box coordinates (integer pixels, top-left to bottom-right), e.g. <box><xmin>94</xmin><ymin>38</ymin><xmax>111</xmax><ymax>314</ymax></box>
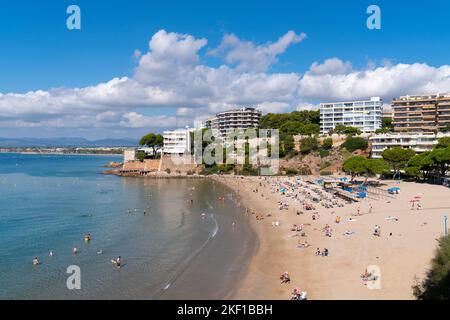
<box><xmin>280</xmin><ymin>272</ymin><xmax>291</xmax><ymax>284</ymax></box>
<box><xmin>373</xmin><ymin>225</ymin><xmax>381</xmax><ymax>237</ymax></box>
<box><xmin>369</xmin><ymin>204</ymin><xmax>373</xmax><ymax>214</ymax></box>
<box><xmin>32</xmin><ymin>257</ymin><xmax>40</xmax><ymax>266</ymax></box>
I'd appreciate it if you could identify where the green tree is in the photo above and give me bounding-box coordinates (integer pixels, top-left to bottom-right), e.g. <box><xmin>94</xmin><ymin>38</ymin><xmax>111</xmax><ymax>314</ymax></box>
<box><xmin>429</xmin><ymin>146</ymin><xmax>450</xmax><ymax>177</ymax></box>
<box><xmin>299</xmin><ymin>123</ymin><xmax>320</xmax><ymax>135</ymax></box>
<box><xmin>382</xmin><ymin>147</ymin><xmax>416</xmax><ymax>174</ymax></box>
<box><xmin>436</xmin><ymin>137</ymin><xmax>450</xmax><ymax>149</ymax></box>
<box><xmin>341</xmin><ymin>136</ymin><xmax>368</xmax><ymax>152</ymax></box>
<box><xmin>381</xmin><ymin>117</ymin><xmax>393</xmax><ymax>131</ymax></box>
<box><xmin>333</xmin><ymin>125</ymin><xmax>361</xmax><ymax>136</ymax></box>
<box><xmin>375</xmin><ymin>127</ymin><xmax>391</xmax><ymax>134</ymax></box>
<box><xmin>280</xmin><ymin>134</ymin><xmax>295</xmax><ymax>157</ymax></box>
<box><xmin>135</xmin><ymin>150</ymin><xmax>147</xmax><ymax>162</ymax></box>
<box><xmin>405</xmin><ymin>152</ymin><xmax>435</xmax><ymax>181</ymax></box>
<box><xmin>342</xmin><ymin>156</ymin><xmax>367</xmax><ymax>178</ymax></box>
<box><xmin>300</xmin><ymin>136</ymin><xmax>319</xmax><ymax>154</ymax></box>
<box><xmin>139</xmin><ymin>133</ymin><xmax>163</xmax><ymax>158</ymax></box>
<box><xmin>413</xmin><ymin>235</ymin><xmax>450</xmax><ymax>300</ymax></box>
<box><xmin>364</xmin><ymin>158</ymin><xmax>389</xmax><ymax>176</ymax></box>
<box><xmin>343</xmin><ymin>156</ymin><xmax>387</xmax><ymax>180</ymax></box>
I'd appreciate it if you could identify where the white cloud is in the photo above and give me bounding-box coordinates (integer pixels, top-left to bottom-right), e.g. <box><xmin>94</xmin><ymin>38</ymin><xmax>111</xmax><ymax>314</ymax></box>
<box><xmin>1</xmin><ymin>30</ymin><xmax>450</xmax><ymax>138</ymax></box>
<box><xmin>209</xmin><ymin>30</ymin><xmax>306</xmax><ymax>72</ymax></box>
<box><xmin>299</xmin><ymin>58</ymin><xmax>450</xmax><ymax>101</ymax></box>
<box><xmin>309</xmin><ymin>58</ymin><xmax>352</xmax><ymax>75</ymax></box>
<box><xmin>119</xmin><ymin>112</ymin><xmax>189</xmax><ymax>129</ymax></box>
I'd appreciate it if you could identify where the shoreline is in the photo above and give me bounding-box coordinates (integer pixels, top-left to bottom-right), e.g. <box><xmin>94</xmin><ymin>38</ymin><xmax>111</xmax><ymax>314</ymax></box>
<box><xmin>0</xmin><ymin>151</ymin><xmax>123</xmax><ymax>157</ymax></box>
<box><xmin>213</xmin><ymin>175</ymin><xmax>447</xmax><ymax>300</ymax></box>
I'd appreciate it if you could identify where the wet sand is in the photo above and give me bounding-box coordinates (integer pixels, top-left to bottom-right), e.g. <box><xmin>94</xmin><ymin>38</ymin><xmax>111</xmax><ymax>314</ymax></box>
<box><xmin>213</xmin><ymin>175</ymin><xmax>449</xmax><ymax>300</ymax></box>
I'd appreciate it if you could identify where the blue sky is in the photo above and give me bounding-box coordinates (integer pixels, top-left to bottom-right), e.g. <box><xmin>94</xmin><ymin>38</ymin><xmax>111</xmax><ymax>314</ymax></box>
<box><xmin>0</xmin><ymin>0</ymin><xmax>449</xmax><ymax>139</ymax></box>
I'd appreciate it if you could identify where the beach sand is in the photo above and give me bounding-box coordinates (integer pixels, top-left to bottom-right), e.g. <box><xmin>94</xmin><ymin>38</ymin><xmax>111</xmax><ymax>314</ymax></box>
<box><xmin>215</xmin><ymin>175</ymin><xmax>449</xmax><ymax>300</ymax></box>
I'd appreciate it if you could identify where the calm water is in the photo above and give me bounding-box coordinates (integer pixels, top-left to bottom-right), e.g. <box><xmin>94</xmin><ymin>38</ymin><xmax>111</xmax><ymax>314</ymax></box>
<box><xmin>0</xmin><ymin>153</ymin><xmax>256</xmax><ymax>299</ymax></box>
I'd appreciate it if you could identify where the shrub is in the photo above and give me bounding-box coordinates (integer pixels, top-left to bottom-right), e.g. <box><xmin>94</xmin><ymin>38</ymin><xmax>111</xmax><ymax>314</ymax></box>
<box><xmin>297</xmin><ymin>167</ymin><xmax>312</xmax><ymax>175</ymax></box>
<box><xmin>413</xmin><ymin>235</ymin><xmax>450</xmax><ymax>300</ymax></box>
<box><xmin>285</xmin><ymin>168</ymin><xmax>298</xmax><ymax>176</ymax></box>
<box><xmin>319</xmin><ymin>149</ymin><xmax>330</xmax><ymax>158</ymax></box>
<box><xmin>322</xmin><ymin>138</ymin><xmax>333</xmax><ymax>149</ymax></box>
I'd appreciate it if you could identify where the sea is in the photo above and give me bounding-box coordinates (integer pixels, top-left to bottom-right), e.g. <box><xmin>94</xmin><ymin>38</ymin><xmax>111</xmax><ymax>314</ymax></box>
<box><xmin>0</xmin><ymin>153</ymin><xmax>257</xmax><ymax>299</ymax></box>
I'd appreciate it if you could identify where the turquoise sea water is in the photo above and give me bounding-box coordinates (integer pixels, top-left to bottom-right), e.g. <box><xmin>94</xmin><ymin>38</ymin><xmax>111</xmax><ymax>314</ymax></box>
<box><xmin>0</xmin><ymin>153</ymin><xmax>256</xmax><ymax>299</ymax></box>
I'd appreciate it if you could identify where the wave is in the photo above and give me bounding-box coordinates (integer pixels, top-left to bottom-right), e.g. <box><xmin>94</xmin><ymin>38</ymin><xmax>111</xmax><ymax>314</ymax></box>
<box><xmin>155</xmin><ymin>208</ymin><xmax>220</xmax><ymax>298</ymax></box>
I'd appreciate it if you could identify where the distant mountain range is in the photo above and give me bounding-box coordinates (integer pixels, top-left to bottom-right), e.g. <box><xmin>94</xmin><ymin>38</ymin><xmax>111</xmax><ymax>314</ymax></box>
<box><xmin>0</xmin><ymin>137</ymin><xmax>138</xmax><ymax>148</ymax></box>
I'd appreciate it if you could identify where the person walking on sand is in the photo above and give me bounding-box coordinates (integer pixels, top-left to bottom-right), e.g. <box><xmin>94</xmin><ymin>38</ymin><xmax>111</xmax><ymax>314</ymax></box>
<box><xmin>369</xmin><ymin>204</ymin><xmax>373</xmax><ymax>214</ymax></box>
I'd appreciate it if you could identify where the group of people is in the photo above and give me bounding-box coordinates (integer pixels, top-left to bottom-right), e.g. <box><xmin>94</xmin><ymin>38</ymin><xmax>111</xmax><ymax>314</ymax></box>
<box><xmin>315</xmin><ymin>248</ymin><xmax>329</xmax><ymax>257</ymax></box>
<box><xmin>323</xmin><ymin>224</ymin><xmax>333</xmax><ymax>237</ymax></box>
<box><xmin>32</xmin><ymin>234</ymin><xmax>123</xmax><ymax>269</ymax></box>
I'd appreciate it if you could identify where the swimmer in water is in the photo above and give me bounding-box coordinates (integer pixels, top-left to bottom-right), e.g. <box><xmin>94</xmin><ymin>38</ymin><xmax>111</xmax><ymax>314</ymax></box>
<box><xmin>72</xmin><ymin>247</ymin><xmax>78</xmax><ymax>255</ymax></box>
<box><xmin>49</xmin><ymin>251</ymin><xmax>54</xmax><ymax>257</ymax></box>
<box><xmin>112</xmin><ymin>256</ymin><xmax>122</xmax><ymax>268</ymax></box>
<box><xmin>32</xmin><ymin>257</ymin><xmax>40</xmax><ymax>266</ymax></box>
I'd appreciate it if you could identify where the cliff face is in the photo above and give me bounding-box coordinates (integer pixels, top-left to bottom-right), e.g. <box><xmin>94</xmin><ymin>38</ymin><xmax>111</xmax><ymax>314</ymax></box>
<box><xmin>279</xmin><ymin>148</ymin><xmax>357</xmax><ymax>175</ymax></box>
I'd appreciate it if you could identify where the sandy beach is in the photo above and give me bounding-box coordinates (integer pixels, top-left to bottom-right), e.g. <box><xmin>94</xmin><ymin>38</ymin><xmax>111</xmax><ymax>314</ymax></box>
<box><xmin>214</xmin><ymin>175</ymin><xmax>449</xmax><ymax>300</ymax></box>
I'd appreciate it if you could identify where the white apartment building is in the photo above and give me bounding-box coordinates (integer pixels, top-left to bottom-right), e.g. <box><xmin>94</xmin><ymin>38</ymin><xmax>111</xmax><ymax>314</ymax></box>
<box><xmin>204</xmin><ymin>107</ymin><xmax>262</xmax><ymax>138</ymax></box>
<box><xmin>370</xmin><ymin>132</ymin><xmax>450</xmax><ymax>159</ymax></box>
<box><xmin>320</xmin><ymin>97</ymin><xmax>382</xmax><ymax>134</ymax></box>
<box><xmin>163</xmin><ymin>129</ymin><xmax>191</xmax><ymax>154</ymax></box>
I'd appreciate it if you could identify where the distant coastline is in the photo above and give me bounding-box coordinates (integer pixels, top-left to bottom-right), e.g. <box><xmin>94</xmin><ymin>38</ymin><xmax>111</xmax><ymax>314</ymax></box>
<box><xmin>0</xmin><ymin>147</ymin><xmax>124</xmax><ymax>156</ymax></box>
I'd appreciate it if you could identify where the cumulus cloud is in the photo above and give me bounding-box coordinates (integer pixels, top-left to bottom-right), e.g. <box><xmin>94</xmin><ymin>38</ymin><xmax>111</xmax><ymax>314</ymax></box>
<box><xmin>299</xmin><ymin>58</ymin><xmax>450</xmax><ymax>101</ymax></box>
<box><xmin>0</xmin><ymin>29</ymin><xmax>306</xmax><ymax>134</ymax></box>
<box><xmin>1</xmin><ymin>30</ymin><xmax>450</xmax><ymax>137</ymax></box>
<box><xmin>208</xmin><ymin>30</ymin><xmax>306</xmax><ymax>72</ymax></box>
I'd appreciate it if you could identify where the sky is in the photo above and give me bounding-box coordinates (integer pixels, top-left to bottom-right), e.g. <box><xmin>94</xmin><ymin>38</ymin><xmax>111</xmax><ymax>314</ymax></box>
<box><xmin>0</xmin><ymin>0</ymin><xmax>449</xmax><ymax>139</ymax></box>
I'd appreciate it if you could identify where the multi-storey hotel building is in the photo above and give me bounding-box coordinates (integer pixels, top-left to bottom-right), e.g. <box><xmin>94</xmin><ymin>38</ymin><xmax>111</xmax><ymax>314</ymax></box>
<box><xmin>370</xmin><ymin>132</ymin><xmax>450</xmax><ymax>159</ymax></box>
<box><xmin>163</xmin><ymin>129</ymin><xmax>191</xmax><ymax>154</ymax></box>
<box><xmin>204</xmin><ymin>107</ymin><xmax>262</xmax><ymax>138</ymax></box>
<box><xmin>320</xmin><ymin>97</ymin><xmax>382</xmax><ymax>135</ymax></box>
<box><xmin>392</xmin><ymin>93</ymin><xmax>450</xmax><ymax>133</ymax></box>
